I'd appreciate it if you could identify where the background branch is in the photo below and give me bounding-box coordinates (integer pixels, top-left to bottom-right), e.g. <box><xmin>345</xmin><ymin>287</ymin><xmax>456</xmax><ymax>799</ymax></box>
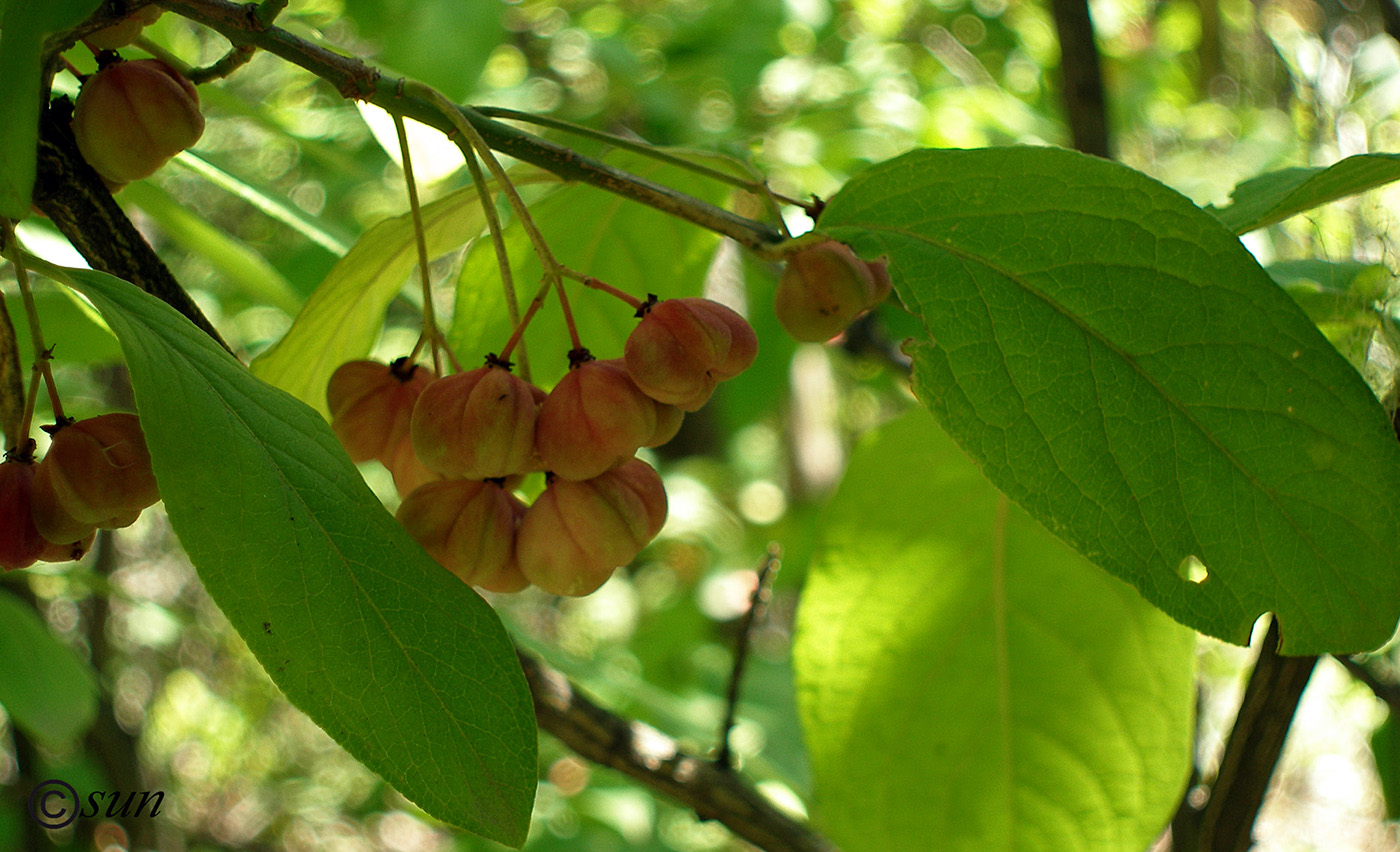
<box><xmin>1180</xmin><ymin>619</ymin><xmax>1318</xmax><ymax>852</ymax></box>
<box><xmin>519</xmin><ymin>649</ymin><xmax>839</xmax><ymax>852</ymax></box>
<box><xmin>1048</xmin><ymin>0</ymin><xmax>1112</xmax><ymax>158</ymax></box>
<box><xmin>156</xmin><ymin>0</ymin><xmax>787</xmax><ymax>254</ymax></box>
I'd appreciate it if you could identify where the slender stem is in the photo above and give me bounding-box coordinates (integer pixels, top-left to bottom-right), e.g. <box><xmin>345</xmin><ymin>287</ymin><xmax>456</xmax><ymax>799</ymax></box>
<box><xmin>568</xmin><ymin>269</ymin><xmax>642</xmax><ymax>311</ymax></box>
<box><xmin>458</xmin><ymin>120</ymin><xmax>529</xmax><ymax>380</ymax></box>
<box><xmin>410</xmin><ymin>84</ymin><xmax>582</xmax><ymax>354</ymax></box>
<box><xmin>393</xmin><ymin>112</ymin><xmax>442</xmax><ymax>374</ymax></box>
<box><xmin>474</xmin><ymin>106</ymin><xmax>816</xmax><ymax>214</ymax></box>
<box><xmin>497</xmin><ymin>280</ymin><xmax>550</xmax><ymax>364</ymax></box>
<box><xmin>718</xmin><ymin>544</ymin><xmax>781</xmax><ymax>768</ymax></box>
<box><xmin>2</xmin><ymin>223</ymin><xmax>65</xmax><ymax>427</ymax></box>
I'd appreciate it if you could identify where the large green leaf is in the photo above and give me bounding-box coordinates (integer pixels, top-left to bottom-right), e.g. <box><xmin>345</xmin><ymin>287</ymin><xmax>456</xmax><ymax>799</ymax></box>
<box><xmin>46</xmin><ymin>262</ymin><xmax>537</xmax><ymax>846</ymax></box>
<box><xmin>341</xmin><ymin>0</ymin><xmax>507</xmax><ymax>101</ymax></box>
<box><xmin>450</xmin><ymin>150</ymin><xmax>746</xmax><ymax>386</ymax></box>
<box><xmin>0</xmin><ymin>589</ymin><xmax>98</xmax><ymax>745</ymax></box>
<box><xmin>1209</xmin><ymin>153</ymin><xmax>1400</xmax><ymax>234</ymax></box>
<box><xmin>794</xmin><ymin>409</ymin><xmax>1195</xmax><ymax>852</ymax></box>
<box><xmin>0</xmin><ymin>0</ymin><xmax>103</xmax><ymax>217</ymax></box>
<box><xmin>821</xmin><ymin>147</ymin><xmax>1400</xmax><ymax>654</ymax></box>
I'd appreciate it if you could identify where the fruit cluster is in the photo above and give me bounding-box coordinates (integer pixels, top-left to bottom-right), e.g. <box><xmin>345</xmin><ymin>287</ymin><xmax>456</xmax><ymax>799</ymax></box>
<box><xmin>329</xmin><ymin>296</ymin><xmax>757</xmax><ymax>596</ymax></box>
<box><xmin>774</xmin><ymin>239</ymin><xmax>891</xmax><ymax>342</ymax></box>
<box><xmin>1</xmin><ymin>414</ymin><xmax>161</xmax><ymax>570</ymax></box>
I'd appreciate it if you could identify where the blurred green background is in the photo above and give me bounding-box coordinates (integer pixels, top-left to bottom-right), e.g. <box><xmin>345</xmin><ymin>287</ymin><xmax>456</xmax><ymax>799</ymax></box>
<box><xmin>4</xmin><ymin>0</ymin><xmax>1400</xmax><ymax>849</ymax></box>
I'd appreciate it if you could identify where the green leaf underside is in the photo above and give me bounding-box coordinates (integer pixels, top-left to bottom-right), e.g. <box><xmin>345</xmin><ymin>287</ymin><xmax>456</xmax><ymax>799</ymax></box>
<box><xmin>0</xmin><ymin>0</ymin><xmax>103</xmax><ymax>218</ymax></box>
<box><xmin>822</xmin><ymin>147</ymin><xmax>1400</xmax><ymax>654</ymax></box>
<box><xmin>1210</xmin><ymin>153</ymin><xmax>1400</xmax><ymax>234</ymax></box>
<box><xmin>55</xmin><ymin>266</ymin><xmax>536</xmax><ymax>845</ymax></box>
<box><xmin>340</xmin><ymin>0</ymin><xmax>505</xmax><ymax>101</ymax></box>
<box><xmin>253</xmin><ymin>181</ymin><xmax>505</xmax><ymax>412</ymax></box>
<box><xmin>795</xmin><ymin>409</ymin><xmax>1195</xmax><ymax>852</ymax></box>
<box><xmin>0</xmin><ymin>589</ymin><xmax>99</xmax><ymax>745</ymax></box>
<box><xmin>450</xmin><ymin>149</ymin><xmax>752</xmax><ymax>387</ymax></box>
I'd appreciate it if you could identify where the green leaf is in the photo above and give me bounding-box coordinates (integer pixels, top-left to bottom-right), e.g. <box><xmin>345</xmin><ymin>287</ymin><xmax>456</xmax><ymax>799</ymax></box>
<box><xmin>251</xmin><ymin>186</ymin><xmax>487</xmax><ymax>412</ymax></box>
<box><xmin>1209</xmin><ymin>154</ymin><xmax>1400</xmax><ymax>234</ymax></box>
<box><xmin>0</xmin><ymin>0</ymin><xmax>103</xmax><ymax>217</ymax></box>
<box><xmin>821</xmin><ymin>147</ymin><xmax>1400</xmax><ymax>654</ymax></box>
<box><xmin>340</xmin><ymin>0</ymin><xmax>507</xmax><ymax>101</ymax></box>
<box><xmin>1373</xmin><ymin>712</ymin><xmax>1400</xmax><ymax>821</ymax></box>
<box><xmin>794</xmin><ymin>409</ymin><xmax>1195</xmax><ymax>852</ymax></box>
<box><xmin>450</xmin><ymin>150</ymin><xmax>746</xmax><ymax>386</ymax></box>
<box><xmin>120</xmin><ymin>181</ymin><xmax>302</xmax><ymax>314</ymax></box>
<box><xmin>47</xmin><ymin>262</ymin><xmax>537</xmax><ymax>846</ymax></box>
<box><xmin>0</xmin><ymin>589</ymin><xmax>99</xmax><ymax>746</ymax></box>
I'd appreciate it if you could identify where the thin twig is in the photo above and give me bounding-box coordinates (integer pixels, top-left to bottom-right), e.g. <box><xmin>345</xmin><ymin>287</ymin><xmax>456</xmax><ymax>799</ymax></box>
<box><xmin>518</xmin><ymin>648</ymin><xmax>839</xmax><ymax>852</ymax></box>
<box><xmin>1335</xmin><ymin>655</ymin><xmax>1400</xmax><ymax>714</ymax></box>
<box><xmin>454</xmin><ymin>113</ymin><xmax>529</xmax><ymax>379</ymax></box>
<box><xmin>474</xmin><ymin>106</ymin><xmax>816</xmax><ymax>214</ymax></box>
<box><xmin>1</xmin><ymin>222</ymin><xmax>65</xmax><ymax>427</ymax></box>
<box><xmin>718</xmin><ymin>543</ymin><xmax>781</xmax><ymax>768</ymax></box>
<box><xmin>154</xmin><ymin>0</ymin><xmax>787</xmax><ymax>254</ymax></box>
<box><xmin>393</xmin><ymin>113</ymin><xmax>442</xmax><ymax>374</ymax></box>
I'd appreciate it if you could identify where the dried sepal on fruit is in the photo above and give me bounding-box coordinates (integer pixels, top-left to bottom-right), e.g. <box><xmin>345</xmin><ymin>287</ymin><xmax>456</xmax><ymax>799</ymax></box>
<box><xmin>774</xmin><ymin>240</ymin><xmax>891</xmax><ymax>342</ymax></box>
<box><xmin>30</xmin><ymin>413</ymin><xmax>159</xmax><ymax>542</ymax></box>
<box><xmin>535</xmin><ymin>356</ymin><xmax>657</xmax><ymax>481</ymax></box>
<box><xmin>396</xmin><ymin>479</ymin><xmax>526</xmax><ymax>591</ymax></box>
<box><xmin>624</xmin><ymin>297</ymin><xmax>758</xmax><ymax>411</ymax></box>
<box><xmin>516</xmin><ymin>458</ymin><xmax>667</xmax><ymax>596</ymax></box>
<box><xmin>409</xmin><ymin>362</ymin><xmax>542</xmax><ymax>479</ymax></box>
<box><xmin>0</xmin><ymin>460</ymin><xmax>47</xmax><ymax>571</ymax></box>
<box><xmin>72</xmin><ymin>58</ymin><xmax>204</xmax><ymax>186</ymax></box>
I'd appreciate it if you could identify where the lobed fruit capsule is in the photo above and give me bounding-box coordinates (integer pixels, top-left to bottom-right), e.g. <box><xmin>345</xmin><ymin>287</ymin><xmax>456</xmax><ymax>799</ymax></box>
<box><xmin>328</xmin><ymin>360</ymin><xmax>435</xmax><ymax>462</ymax></box>
<box><xmin>516</xmin><ymin>459</ymin><xmax>667</xmax><ymax>596</ymax></box>
<box><xmin>86</xmin><ymin>6</ymin><xmax>164</xmax><ymax>51</ymax></box>
<box><xmin>624</xmin><ymin>298</ymin><xmax>758</xmax><ymax>411</ymax></box>
<box><xmin>774</xmin><ymin>240</ymin><xmax>890</xmax><ymax>342</ymax></box>
<box><xmin>409</xmin><ymin>364</ymin><xmax>542</xmax><ymax>479</ymax></box>
<box><xmin>30</xmin><ymin>413</ymin><xmax>159</xmax><ymax>544</ymax></box>
<box><xmin>396</xmin><ymin>479</ymin><xmax>526</xmax><ymax>591</ymax></box>
<box><xmin>534</xmin><ymin>357</ymin><xmax>657</xmax><ymax>481</ymax></box>
<box><xmin>0</xmin><ymin>461</ymin><xmax>47</xmax><ymax>571</ymax></box>
<box><xmin>73</xmin><ymin>59</ymin><xmax>204</xmax><ymax>186</ymax></box>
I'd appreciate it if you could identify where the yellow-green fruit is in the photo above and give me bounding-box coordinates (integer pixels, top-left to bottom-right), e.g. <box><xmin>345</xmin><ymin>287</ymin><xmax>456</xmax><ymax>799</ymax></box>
<box><xmin>516</xmin><ymin>459</ymin><xmax>667</xmax><ymax>596</ymax></box>
<box><xmin>397</xmin><ymin>479</ymin><xmax>523</xmax><ymax>589</ymax></box>
<box><xmin>73</xmin><ymin>59</ymin><xmax>204</xmax><ymax>185</ymax></box>
<box><xmin>774</xmin><ymin>240</ymin><xmax>884</xmax><ymax>342</ymax></box>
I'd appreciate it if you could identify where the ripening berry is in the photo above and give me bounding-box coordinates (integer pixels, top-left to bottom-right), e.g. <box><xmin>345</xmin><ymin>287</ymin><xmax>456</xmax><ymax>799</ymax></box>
<box><xmin>774</xmin><ymin>240</ymin><xmax>889</xmax><ymax>342</ymax></box>
<box><xmin>73</xmin><ymin>59</ymin><xmax>204</xmax><ymax>186</ymax></box>
<box><xmin>535</xmin><ymin>357</ymin><xmax>657</xmax><ymax>481</ymax></box>
<box><xmin>624</xmin><ymin>298</ymin><xmax>758</xmax><ymax>411</ymax></box>
<box><xmin>645</xmin><ymin>400</ymin><xmax>683</xmax><ymax>449</ymax></box>
<box><xmin>397</xmin><ymin>479</ymin><xmax>525</xmax><ymax>590</ymax></box>
<box><xmin>0</xmin><ymin>461</ymin><xmax>47</xmax><ymax>571</ymax></box>
<box><xmin>86</xmin><ymin>6</ymin><xmax>163</xmax><ymax>51</ymax></box>
<box><xmin>410</xmin><ymin>365</ymin><xmax>542</xmax><ymax>479</ymax></box>
<box><xmin>37</xmin><ymin>531</ymin><xmax>96</xmax><ymax>565</ymax></box>
<box><xmin>327</xmin><ymin>360</ymin><xmax>435</xmax><ymax>462</ymax></box>
<box><xmin>516</xmin><ymin>459</ymin><xmax>668</xmax><ymax>596</ymax></box>
<box><xmin>30</xmin><ymin>413</ymin><xmax>159</xmax><ymax>542</ymax></box>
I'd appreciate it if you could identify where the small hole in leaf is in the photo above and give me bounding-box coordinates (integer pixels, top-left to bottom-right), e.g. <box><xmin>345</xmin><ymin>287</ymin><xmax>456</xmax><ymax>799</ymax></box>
<box><xmin>1178</xmin><ymin>555</ymin><xmax>1209</xmax><ymax>585</ymax></box>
